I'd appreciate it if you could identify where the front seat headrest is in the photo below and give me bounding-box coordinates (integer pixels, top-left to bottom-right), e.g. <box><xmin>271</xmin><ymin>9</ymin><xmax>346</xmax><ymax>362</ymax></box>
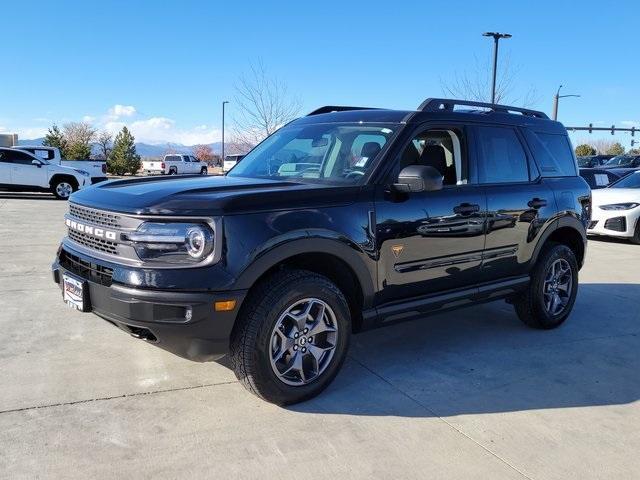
<box><xmin>419</xmin><ymin>144</ymin><xmax>447</xmax><ymax>174</ymax></box>
<box><xmin>361</xmin><ymin>142</ymin><xmax>382</xmax><ymax>159</ymax></box>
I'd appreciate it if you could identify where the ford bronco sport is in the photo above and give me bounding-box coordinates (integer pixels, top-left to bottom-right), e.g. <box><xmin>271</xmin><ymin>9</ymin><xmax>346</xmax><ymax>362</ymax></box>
<box><xmin>52</xmin><ymin>99</ymin><xmax>590</xmax><ymax>404</ymax></box>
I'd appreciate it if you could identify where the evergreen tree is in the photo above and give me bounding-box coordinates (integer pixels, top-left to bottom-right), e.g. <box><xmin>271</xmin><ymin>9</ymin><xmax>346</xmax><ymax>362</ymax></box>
<box><xmin>108</xmin><ymin>126</ymin><xmax>141</xmax><ymax>175</ymax></box>
<box><xmin>42</xmin><ymin>125</ymin><xmax>68</xmax><ymax>158</ymax></box>
<box><xmin>606</xmin><ymin>142</ymin><xmax>625</xmax><ymax>156</ymax></box>
<box><xmin>575</xmin><ymin>144</ymin><xmax>596</xmax><ymax>156</ymax></box>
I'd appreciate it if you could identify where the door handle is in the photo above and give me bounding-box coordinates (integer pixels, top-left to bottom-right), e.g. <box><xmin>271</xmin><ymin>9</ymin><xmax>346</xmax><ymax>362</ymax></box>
<box><xmin>528</xmin><ymin>198</ymin><xmax>547</xmax><ymax>209</ymax></box>
<box><xmin>453</xmin><ymin>203</ymin><xmax>480</xmax><ymax>215</ymax></box>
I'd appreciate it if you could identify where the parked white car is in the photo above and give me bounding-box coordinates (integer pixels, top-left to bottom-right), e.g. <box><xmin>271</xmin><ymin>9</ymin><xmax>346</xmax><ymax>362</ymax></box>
<box><xmin>143</xmin><ymin>154</ymin><xmax>208</xmax><ymax>175</ymax></box>
<box><xmin>0</xmin><ymin>147</ymin><xmax>89</xmax><ymax>199</ymax></box>
<box><xmin>588</xmin><ymin>171</ymin><xmax>640</xmax><ymax>244</ymax></box>
<box><xmin>12</xmin><ymin>146</ymin><xmax>107</xmax><ymax>184</ymax></box>
<box><xmin>223</xmin><ymin>154</ymin><xmax>245</xmax><ymax>173</ymax></box>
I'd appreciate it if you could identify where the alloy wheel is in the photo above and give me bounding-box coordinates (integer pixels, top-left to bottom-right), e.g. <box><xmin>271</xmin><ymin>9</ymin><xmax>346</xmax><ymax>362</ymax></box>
<box><xmin>543</xmin><ymin>258</ymin><xmax>573</xmax><ymax>316</ymax></box>
<box><xmin>56</xmin><ymin>182</ymin><xmax>73</xmax><ymax>198</ymax></box>
<box><xmin>269</xmin><ymin>298</ymin><xmax>338</xmax><ymax>386</ymax></box>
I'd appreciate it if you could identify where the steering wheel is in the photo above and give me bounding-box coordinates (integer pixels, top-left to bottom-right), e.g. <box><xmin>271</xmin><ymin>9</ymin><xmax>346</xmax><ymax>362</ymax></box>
<box><xmin>345</xmin><ymin>170</ymin><xmax>365</xmax><ymax>179</ymax></box>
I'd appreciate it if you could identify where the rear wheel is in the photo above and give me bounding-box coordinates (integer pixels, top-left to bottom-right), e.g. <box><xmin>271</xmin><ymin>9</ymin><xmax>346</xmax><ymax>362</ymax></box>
<box><xmin>200</xmin><ymin>167</ymin><xmax>208</xmax><ymax>175</ymax></box>
<box><xmin>51</xmin><ymin>179</ymin><xmax>76</xmax><ymax>200</ymax></box>
<box><xmin>513</xmin><ymin>243</ymin><xmax>578</xmax><ymax>329</ymax></box>
<box><xmin>230</xmin><ymin>270</ymin><xmax>351</xmax><ymax>405</ymax></box>
<box><xmin>168</xmin><ymin>167</ymin><xmax>177</xmax><ymax>175</ymax></box>
<box><xmin>630</xmin><ymin>219</ymin><xmax>640</xmax><ymax>245</ymax></box>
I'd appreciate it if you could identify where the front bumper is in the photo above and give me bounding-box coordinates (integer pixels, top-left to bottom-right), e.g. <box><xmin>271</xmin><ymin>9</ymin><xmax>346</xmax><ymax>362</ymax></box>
<box><xmin>52</xmin><ymin>248</ymin><xmax>246</xmax><ymax>362</ymax></box>
<box><xmin>587</xmin><ymin>206</ymin><xmax>640</xmax><ymax>238</ymax></box>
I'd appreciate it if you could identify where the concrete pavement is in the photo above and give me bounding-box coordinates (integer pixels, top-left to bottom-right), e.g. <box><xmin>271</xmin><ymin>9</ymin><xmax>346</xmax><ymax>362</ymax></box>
<box><xmin>0</xmin><ymin>191</ymin><xmax>638</xmax><ymax>479</ymax></box>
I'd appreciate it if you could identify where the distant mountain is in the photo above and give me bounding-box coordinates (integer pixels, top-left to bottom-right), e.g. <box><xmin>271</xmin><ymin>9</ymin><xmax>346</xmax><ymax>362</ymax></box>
<box><xmin>19</xmin><ymin>138</ymin><xmax>224</xmax><ymax>159</ymax></box>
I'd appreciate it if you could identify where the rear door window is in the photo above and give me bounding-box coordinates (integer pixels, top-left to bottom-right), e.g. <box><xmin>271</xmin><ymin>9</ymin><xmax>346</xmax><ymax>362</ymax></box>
<box><xmin>475</xmin><ymin>126</ymin><xmax>530</xmax><ymax>184</ymax></box>
<box><xmin>523</xmin><ymin>131</ymin><xmax>577</xmax><ymax>177</ymax></box>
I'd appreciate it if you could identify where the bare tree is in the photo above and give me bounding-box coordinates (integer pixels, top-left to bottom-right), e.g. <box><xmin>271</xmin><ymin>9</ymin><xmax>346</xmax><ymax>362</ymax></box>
<box><xmin>232</xmin><ymin>61</ymin><xmax>302</xmax><ymax>147</ymax></box>
<box><xmin>192</xmin><ymin>144</ymin><xmax>216</xmax><ymax>165</ymax></box>
<box><xmin>440</xmin><ymin>54</ymin><xmax>540</xmax><ymax>107</ymax></box>
<box><xmin>63</xmin><ymin>122</ymin><xmax>96</xmax><ymax>159</ymax></box>
<box><xmin>95</xmin><ymin>131</ymin><xmax>113</xmax><ymax>160</ymax></box>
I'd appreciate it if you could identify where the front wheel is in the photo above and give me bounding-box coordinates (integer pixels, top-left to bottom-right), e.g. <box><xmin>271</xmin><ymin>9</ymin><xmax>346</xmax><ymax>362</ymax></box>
<box><xmin>230</xmin><ymin>270</ymin><xmax>351</xmax><ymax>405</ymax></box>
<box><xmin>630</xmin><ymin>219</ymin><xmax>640</xmax><ymax>245</ymax></box>
<box><xmin>513</xmin><ymin>243</ymin><xmax>578</xmax><ymax>329</ymax></box>
<box><xmin>200</xmin><ymin>167</ymin><xmax>208</xmax><ymax>175</ymax></box>
<box><xmin>51</xmin><ymin>179</ymin><xmax>76</xmax><ymax>200</ymax></box>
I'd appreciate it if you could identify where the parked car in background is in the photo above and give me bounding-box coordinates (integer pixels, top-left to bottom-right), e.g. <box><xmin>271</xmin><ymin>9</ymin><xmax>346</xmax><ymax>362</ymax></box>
<box><xmin>577</xmin><ymin>155</ymin><xmax>614</xmax><ymax>168</ymax></box>
<box><xmin>579</xmin><ymin>168</ymin><xmax>624</xmax><ymax>189</ymax></box>
<box><xmin>0</xmin><ymin>147</ymin><xmax>89</xmax><ymax>199</ymax></box>
<box><xmin>143</xmin><ymin>154</ymin><xmax>208</xmax><ymax>175</ymax></box>
<box><xmin>223</xmin><ymin>154</ymin><xmax>246</xmax><ymax>173</ymax></box>
<box><xmin>12</xmin><ymin>146</ymin><xmax>107</xmax><ymax>184</ymax></box>
<box><xmin>601</xmin><ymin>155</ymin><xmax>640</xmax><ymax>169</ymax></box>
<box><xmin>588</xmin><ymin>171</ymin><xmax>640</xmax><ymax>243</ymax></box>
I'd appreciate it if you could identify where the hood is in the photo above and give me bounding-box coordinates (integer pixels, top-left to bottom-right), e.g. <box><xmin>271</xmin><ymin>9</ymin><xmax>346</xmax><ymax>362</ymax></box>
<box><xmin>70</xmin><ymin>174</ymin><xmax>360</xmax><ymax>216</ymax></box>
<box><xmin>592</xmin><ymin>187</ymin><xmax>640</xmax><ymax>207</ymax></box>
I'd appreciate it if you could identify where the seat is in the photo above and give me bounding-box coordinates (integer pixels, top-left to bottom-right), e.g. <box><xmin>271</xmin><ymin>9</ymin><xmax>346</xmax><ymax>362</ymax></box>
<box><xmin>418</xmin><ymin>144</ymin><xmax>457</xmax><ymax>185</ymax></box>
<box><xmin>361</xmin><ymin>142</ymin><xmax>381</xmax><ymax>160</ymax></box>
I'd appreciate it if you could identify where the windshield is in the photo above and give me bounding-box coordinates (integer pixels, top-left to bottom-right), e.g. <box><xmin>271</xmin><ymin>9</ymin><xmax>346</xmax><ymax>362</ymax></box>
<box><xmin>610</xmin><ymin>172</ymin><xmax>640</xmax><ymax>189</ymax></box>
<box><xmin>227</xmin><ymin>122</ymin><xmax>398</xmax><ymax>184</ymax></box>
<box><xmin>605</xmin><ymin>155</ymin><xmax>632</xmax><ymax>166</ymax></box>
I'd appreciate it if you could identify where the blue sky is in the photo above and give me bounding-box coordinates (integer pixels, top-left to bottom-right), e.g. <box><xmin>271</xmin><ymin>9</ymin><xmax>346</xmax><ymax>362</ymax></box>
<box><xmin>1</xmin><ymin>0</ymin><xmax>638</xmax><ymax>147</ymax></box>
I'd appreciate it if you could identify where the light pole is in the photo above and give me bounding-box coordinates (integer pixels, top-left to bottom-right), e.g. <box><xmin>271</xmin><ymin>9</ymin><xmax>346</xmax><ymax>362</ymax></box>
<box><xmin>221</xmin><ymin>100</ymin><xmax>229</xmax><ymax>165</ymax></box>
<box><xmin>552</xmin><ymin>85</ymin><xmax>580</xmax><ymax>121</ymax></box>
<box><xmin>482</xmin><ymin>32</ymin><xmax>512</xmax><ymax>104</ymax></box>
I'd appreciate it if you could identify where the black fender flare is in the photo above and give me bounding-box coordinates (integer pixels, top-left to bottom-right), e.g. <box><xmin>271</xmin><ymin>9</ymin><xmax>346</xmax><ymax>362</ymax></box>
<box><xmin>234</xmin><ymin>232</ymin><xmax>376</xmax><ymax>308</ymax></box>
<box><xmin>530</xmin><ymin>215</ymin><xmax>587</xmax><ymax>267</ymax></box>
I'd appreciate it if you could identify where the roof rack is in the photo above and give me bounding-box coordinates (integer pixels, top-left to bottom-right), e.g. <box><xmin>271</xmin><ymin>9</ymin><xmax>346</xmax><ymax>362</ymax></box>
<box><xmin>418</xmin><ymin>98</ymin><xmax>549</xmax><ymax>119</ymax></box>
<box><xmin>307</xmin><ymin>106</ymin><xmax>380</xmax><ymax>116</ymax></box>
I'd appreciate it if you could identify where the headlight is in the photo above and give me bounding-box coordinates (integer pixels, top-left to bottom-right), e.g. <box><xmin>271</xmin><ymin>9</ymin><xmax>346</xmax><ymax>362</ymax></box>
<box><xmin>599</xmin><ymin>203</ymin><xmax>640</xmax><ymax>210</ymax></box>
<box><xmin>126</xmin><ymin>222</ymin><xmax>215</xmax><ymax>264</ymax></box>
<box><xmin>75</xmin><ymin>169</ymin><xmax>90</xmax><ymax>176</ymax></box>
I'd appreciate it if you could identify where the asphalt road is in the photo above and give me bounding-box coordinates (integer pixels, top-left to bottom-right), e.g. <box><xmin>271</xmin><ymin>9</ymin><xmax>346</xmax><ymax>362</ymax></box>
<box><xmin>1</xmin><ymin>191</ymin><xmax>639</xmax><ymax>479</ymax></box>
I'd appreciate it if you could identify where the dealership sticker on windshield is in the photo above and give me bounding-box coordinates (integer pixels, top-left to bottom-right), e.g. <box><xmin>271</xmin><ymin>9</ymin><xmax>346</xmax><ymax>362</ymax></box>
<box><xmin>63</xmin><ymin>274</ymin><xmax>85</xmax><ymax>311</ymax></box>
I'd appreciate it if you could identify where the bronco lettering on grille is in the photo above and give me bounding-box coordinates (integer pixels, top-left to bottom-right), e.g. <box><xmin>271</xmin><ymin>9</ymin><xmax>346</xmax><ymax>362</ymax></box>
<box><xmin>65</xmin><ymin>218</ymin><xmax>117</xmax><ymax>241</ymax></box>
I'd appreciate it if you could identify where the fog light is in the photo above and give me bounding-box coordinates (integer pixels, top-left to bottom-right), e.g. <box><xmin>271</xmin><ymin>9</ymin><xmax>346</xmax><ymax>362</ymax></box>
<box><xmin>214</xmin><ymin>300</ymin><xmax>236</xmax><ymax>312</ymax></box>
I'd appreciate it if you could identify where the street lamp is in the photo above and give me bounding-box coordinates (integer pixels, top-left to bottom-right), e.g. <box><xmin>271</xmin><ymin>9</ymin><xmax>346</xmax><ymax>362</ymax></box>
<box><xmin>482</xmin><ymin>32</ymin><xmax>512</xmax><ymax>104</ymax></box>
<box><xmin>552</xmin><ymin>85</ymin><xmax>580</xmax><ymax>121</ymax></box>
<box><xmin>221</xmin><ymin>100</ymin><xmax>229</xmax><ymax>165</ymax></box>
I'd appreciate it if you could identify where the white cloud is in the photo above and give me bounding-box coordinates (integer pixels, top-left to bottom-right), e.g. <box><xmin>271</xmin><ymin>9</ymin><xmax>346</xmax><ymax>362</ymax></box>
<box><xmin>108</xmin><ymin>104</ymin><xmax>137</xmax><ymax>118</ymax></box>
<box><xmin>104</xmin><ymin>116</ymin><xmax>221</xmax><ymax>145</ymax></box>
<box><xmin>82</xmin><ymin>115</ymin><xmax>95</xmax><ymax>123</ymax></box>
<box><xmin>16</xmin><ymin>127</ymin><xmax>49</xmax><ymax>139</ymax></box>
<box><xmin>621</xmin><ymin>120</ymin><xmax>640</xmax><ymax>128</ymax></box>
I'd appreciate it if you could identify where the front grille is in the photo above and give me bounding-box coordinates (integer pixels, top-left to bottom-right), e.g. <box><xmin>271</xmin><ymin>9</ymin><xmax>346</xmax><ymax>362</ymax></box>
<box><xmin>68</xmin><ymin>229</ymin><xmax>118</xmax><ymax>254</ymax></box>
<box><xmin>59</xmin><ymin>250</ymin><xmax>113</xmax><ymax>286</ymax></box>
<box><xmin>69</xmin><ymin>203</ymin><xmax>122</xmax><ymax>228</ymax></box>
<box><xmin>588</xmin><ymin>220</ymin><xmax>598</xmax><ymax>229</ymax></box>
<box><xmin>604</xmin><ymin>217</ymin><xmax>626</xmax><ymax>232</ymax></box>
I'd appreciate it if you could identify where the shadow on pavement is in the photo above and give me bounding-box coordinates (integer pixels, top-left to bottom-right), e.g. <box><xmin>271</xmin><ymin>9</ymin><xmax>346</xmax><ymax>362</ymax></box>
<box><xmin>287</xmin><ymin>282</ymin><xmax>640</xmax><ymax>417</ymax></box>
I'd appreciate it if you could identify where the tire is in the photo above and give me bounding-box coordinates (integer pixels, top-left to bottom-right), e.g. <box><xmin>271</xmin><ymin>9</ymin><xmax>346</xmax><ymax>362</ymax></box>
<box><xmin>630</xmin><ymin>219</ymin><xmax>640</xmax><ymax>245</ymax></box>
<box><xmin>230</xmin><ymin>269</ymin><xmax>351</xmax><ymax>405</ymax></box>
<box><xmin>169</xmin><ymin>167</ymin><xmax>177</xmax><ymax>175</ymax></box>
<box><xmin>513</xmin><ymin>242</ymin><xmax>578</xmax><ymax>329</ymax></box>
<box><xmin>200</xmin><ymin>167</ymin><xmax>208</xmax><ymax>175</ymax></box>
<box><xmin>51</xmin><ymin>179</ymin><xmax>76</xmax><ymax>200</ymax></box>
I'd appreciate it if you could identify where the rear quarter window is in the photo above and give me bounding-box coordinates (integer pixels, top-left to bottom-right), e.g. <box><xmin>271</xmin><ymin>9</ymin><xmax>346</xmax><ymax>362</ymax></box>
<box><xmin>524</xmin><ymin>130</ymin><xmax>577</xmax><ymax>177</ymax></box>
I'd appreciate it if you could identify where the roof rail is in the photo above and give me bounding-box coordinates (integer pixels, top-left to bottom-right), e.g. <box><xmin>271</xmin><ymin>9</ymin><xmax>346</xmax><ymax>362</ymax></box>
<box><xmin>307</xmin><ymin>106</ymin><xmax>380</xmax><ymax>116</ymax></box>
<box><xmin>418</xmin><ymin>98</ymin><xmax>549</xmax><ymax>119</ymax></box>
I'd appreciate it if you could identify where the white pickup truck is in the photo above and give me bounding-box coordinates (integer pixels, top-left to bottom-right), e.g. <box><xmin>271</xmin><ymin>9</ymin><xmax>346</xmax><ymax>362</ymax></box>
<box><xmin>143</xmin><ymin>154</ymin><xmax>208</xmax><ymax>175</ymax></box>
<box><xmin>13</xmin><ymin>146</ymin><xmax>108</xmax><ymax>184</ymax></box>
<box><xmin>0</xmin><ymin>147</ymin><xmax>90</xmax><ymax>199</ymax></box>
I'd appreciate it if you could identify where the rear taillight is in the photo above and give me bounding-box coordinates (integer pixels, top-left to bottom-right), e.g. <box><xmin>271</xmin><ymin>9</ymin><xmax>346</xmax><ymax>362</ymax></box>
<box><xmin>161</xmin><ymin>162</ymin><xmax>166</xmax><ymax>169</ymax></box>
<box><xmin>102</xmin><ymin>164</ymin><xmax>107</xmax><ymax>173</ymax></box>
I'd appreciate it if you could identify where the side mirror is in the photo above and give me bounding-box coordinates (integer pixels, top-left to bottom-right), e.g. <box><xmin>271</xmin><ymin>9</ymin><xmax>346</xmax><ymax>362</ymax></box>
<box><xmin>32</xmin><ymin>159</ymin><xmax>42</xmax><ymax>167</ymax></box>
<box><xmin>394</xmin><ymin>165</ymin><xmax>443</xmax><ymax>193</ymax></box>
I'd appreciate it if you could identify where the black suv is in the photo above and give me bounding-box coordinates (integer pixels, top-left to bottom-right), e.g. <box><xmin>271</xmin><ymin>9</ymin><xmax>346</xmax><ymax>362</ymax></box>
<box><xmin>52</xmin><ymin>99</ymin><xmax>590</xmax><ymax>404</ymax></box>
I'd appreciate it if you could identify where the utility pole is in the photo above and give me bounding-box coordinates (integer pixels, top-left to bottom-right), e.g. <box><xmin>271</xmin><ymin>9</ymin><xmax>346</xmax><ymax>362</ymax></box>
<box><xmin>482</xmin><ymin>32</ymin><xmax>512</xmax><ymax>104</ymax></box>
<box><xmin>552</xmin><ymin>85</ymin><xmax>580</xmax><ymax>121</ymax></box>
<box><xmin>221</xmin><ymin>100</ymin><xmax>229</xmax><ymax>165</ymax></box>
